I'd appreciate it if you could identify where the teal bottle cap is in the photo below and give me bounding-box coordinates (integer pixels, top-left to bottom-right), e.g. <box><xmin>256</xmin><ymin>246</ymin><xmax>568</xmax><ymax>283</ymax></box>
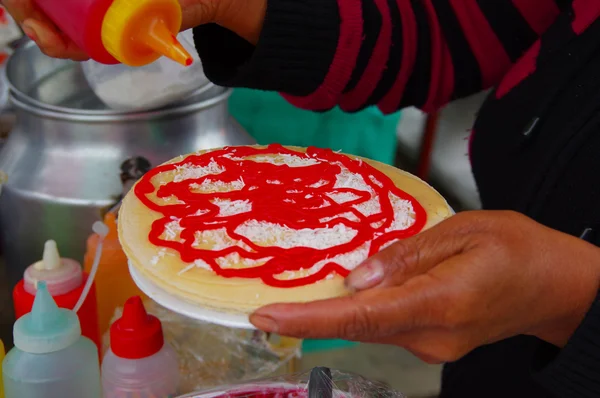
<box><xmin>13</xmin><ymin>281</ymin><xmax>81</xmax><ymax>354</ymax></box>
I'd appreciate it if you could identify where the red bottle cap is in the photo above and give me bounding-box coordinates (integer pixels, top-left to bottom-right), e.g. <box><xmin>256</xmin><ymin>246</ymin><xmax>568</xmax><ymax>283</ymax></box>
<box><xmin>110</xmin><ymin>296</ymin><xmax>164</xmax><ymax>359</ymax></box>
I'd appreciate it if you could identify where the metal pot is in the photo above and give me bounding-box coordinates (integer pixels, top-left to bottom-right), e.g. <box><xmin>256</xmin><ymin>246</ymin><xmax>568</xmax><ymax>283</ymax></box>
<box><xmin>0</xmin><ymin>42</ymin><xmax>255</xmax><ymax>287</ymax></box>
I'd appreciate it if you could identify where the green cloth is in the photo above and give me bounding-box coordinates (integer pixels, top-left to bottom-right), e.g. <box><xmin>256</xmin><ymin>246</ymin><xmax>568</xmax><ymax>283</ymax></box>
<box><xmin>302</xmin><ymin>339</ymin><xmax>358</xmax><ymax>353</ymax></box>
<box><xmin>229</xmin><ymin>89</ymin><xmax>400</xmax><ymax>352</ymax></box>
<box><xmin>229</xmin><ymin>89</ymin><xmax>401</xmax><ymax>165</ymax></box>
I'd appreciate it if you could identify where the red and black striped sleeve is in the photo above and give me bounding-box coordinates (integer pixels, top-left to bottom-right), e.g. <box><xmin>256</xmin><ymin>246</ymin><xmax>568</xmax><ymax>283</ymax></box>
<box><xmin>193</xmin><ymin>0</ymin><xmax>570</xmax><ymax>114</ymax></box>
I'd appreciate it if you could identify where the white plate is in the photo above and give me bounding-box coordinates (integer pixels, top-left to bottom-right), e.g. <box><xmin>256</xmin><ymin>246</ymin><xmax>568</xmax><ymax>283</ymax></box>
<box><xmin>129</xmin><ymin>208</ymin><xmax>456</xmax><ymax>330</ymax></box>
<box><xmin>128</xmin><ymin>261</ymin><xmax>255</xmax><ymax>329</ymax></box>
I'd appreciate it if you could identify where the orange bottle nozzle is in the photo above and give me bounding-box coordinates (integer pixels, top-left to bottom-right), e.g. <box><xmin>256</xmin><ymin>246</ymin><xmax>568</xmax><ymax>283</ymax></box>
<box><xmin>101</xmin><ymin>0</ymin><xmax>192</xmax><ymax>67</ymax></box>
<box><xmin>137</xmin><ymin>18</ymin><xmax>193</xmax><ymax>67</ymax></box>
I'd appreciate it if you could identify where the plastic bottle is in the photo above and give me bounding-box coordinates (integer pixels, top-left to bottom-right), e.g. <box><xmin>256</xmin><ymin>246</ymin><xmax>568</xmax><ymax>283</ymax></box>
<box><xmin>82</xmin><ymin>30</ymin><xmax>209</xmax><ymax>111</ymax></box>
<box><xmin>2</xmin><ymin>282</ymin><xmax>102</xmax><ymax>398</ymax></box>
<box><xmin>102</xmin><ymin>296</ymin><xmax>179</xmax><ymax>398</ymax></box>
<box><xmin>84</xmin><ymin>212</ymin><xmax>148</xmax><ymax>340</ymax></box>
<box><xmin>13</xmin><ymin>240</ymin><xmax>101</xmax><ymax>353</ymax></box>
<box><xmin>0</xmin><ymin>339</ymin><xmax>4</xmax><ymax>398</ymax></box>
<box><xmin>33</xmin><ymin>0</ymin><xmax>193</xmax><ymax>66</ymax></box>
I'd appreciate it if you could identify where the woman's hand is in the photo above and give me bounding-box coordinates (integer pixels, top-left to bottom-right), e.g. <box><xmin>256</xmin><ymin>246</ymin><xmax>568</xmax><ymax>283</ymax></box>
<box><xmin>3</xmin><ymin>0</ymin><xmax>89</xmax><ymax>60</ymax></box>
<box><xmin>179</xmin><ymin>0</ymin><xmax>265</xmax><ymax>43</ymax></box>
<box><xmin>3</xmin><ymin>0</ymin><xmax>265</xmax><ymax>60</ymax></box>
<box><xmin>250</xmin><ymin>211</ymin><xmax>600</xmax><ymax>364</ymax></box>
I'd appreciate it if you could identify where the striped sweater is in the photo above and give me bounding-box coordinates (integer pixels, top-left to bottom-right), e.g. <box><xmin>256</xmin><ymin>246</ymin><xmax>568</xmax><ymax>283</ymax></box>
<box><xmin>193</xmin><ymin>0</ymin><xmax>578</xmax><ymax>113</ymax></box>
<box><xmin>194</xmin><ymin>1</ymin><xmax>600</xmax><ymax>396</ymax></box>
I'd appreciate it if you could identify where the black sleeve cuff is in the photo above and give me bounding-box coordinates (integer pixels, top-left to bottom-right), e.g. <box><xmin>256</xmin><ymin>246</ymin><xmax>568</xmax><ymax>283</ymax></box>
<box><xmin>192</xmin><ymin>0</ymin><xmax>340</xmax><ymax>97</ymax></box>
<box><xmin>535</xmin><ymin>291</ymin><xmax>600</xmax><ymax>397</ymax></box>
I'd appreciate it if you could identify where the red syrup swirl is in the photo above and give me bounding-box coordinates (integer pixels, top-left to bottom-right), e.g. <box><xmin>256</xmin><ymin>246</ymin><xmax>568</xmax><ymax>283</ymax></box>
<box><xmin>134</xmin><ymin>144</ymin><xmax>427</xmax><ymax>288</ymax></box>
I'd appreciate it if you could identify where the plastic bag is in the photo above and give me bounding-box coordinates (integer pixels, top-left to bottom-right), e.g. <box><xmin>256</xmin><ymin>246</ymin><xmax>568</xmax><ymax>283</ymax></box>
<box><xmin>82</xmin><ymin>30</ymin><xmax>209</xmax><ymax>111</ymax></box>
<box><xmin>104</xmin><ymin>299</ymin><xmax>301</xmax><ymax>394</ymax></box>
<box><xmin>177</xmin><ymin>367</ymin><xmax>406</xmax><ymax>398</ymax></box>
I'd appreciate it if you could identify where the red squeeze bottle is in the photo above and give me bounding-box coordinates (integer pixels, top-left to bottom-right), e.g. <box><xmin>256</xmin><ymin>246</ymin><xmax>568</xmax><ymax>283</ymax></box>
<box><xmin>33</xmin><ymin>0</ymin><xmax>193</xmax><ymax>66</ymax></box>
<box><xmin>12</xmin><ymin>240</ymin><xmax>101</xmax><ymax>355</ymax></box>
<box><xmin>101</xmin><ymin>297</ymin><xmax>179</xmax><ymax>396</ymax></box>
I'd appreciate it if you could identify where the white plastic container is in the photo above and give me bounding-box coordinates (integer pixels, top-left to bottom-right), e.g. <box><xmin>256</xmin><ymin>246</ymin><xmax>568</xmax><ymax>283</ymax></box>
<box><xmin>2</xmin><ymin>282</ymin><xmax>101</xmax><ymax>398</ymax></box>
<box><xmin>102</xmin><ymin>296</ymin><xmax>179</xmax><ymax>398</ymax></box>
<box><xmin>82</xmin><ymin>30</ymin><xmax>209</xmax><ymax>111</ymax></box>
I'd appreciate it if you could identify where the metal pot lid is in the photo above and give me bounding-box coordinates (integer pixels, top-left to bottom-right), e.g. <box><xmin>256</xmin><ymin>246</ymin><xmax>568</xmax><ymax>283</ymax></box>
<box><xmin>5</xmin><ymin>40</ymin><xmax>215</xmax><ymax>117</ymax></box>
<box><xmin>8</xmin><ymin>84</ymin><xmax>231</xmax><ymax>123</ymax></box>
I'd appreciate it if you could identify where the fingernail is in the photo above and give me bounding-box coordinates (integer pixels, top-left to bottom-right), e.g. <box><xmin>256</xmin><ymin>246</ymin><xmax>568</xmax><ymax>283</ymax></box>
<box><xmin>250</xmin><ymin>314</ymin><xmax>279</xmax><ymax>333</ymax></box>
<box><xmin>21</xmin><ymin>23</ymin><xmax>37</xmax><ymax>42</ymax></box>
<box><xmin>345</xmin><ymin>260</ymin><xmax>384</xmax><ymax>291</ymax></box>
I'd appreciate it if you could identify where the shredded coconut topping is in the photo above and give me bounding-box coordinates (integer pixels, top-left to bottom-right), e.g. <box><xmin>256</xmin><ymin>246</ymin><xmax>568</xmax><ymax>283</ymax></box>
<box><xmin>250</xmin><ymin>154</ymin><xmax>320</xmax><ymax>167</ymax></box>
<box><xmin>146</xmin><ymin>148</ymin><xmax>420</xmax><ymax>281</ymax></box>
<box><xmin>216</xmin><ymin>252</ymin><xmax>271</xmax><ymax>269</ymax></box>
<box><xmin>235</xmin><ymin>220</ymin><xmax>358</xmax><ymax>250</ymax></box>
<box><xmin>191</xmin><ymin>178</ymin><xmax>245</xmax><ymax>192</ymax></box>
<box><xmin>173</xmin><ymin>160</ymin><xmax>224</xmax><ymax>182</ymax></box>
<box><xmin>162</xmin><ymin>220</ymin><xmax>182</xmax><ymax>241</ymax></box>
<box><xmin>212</xmin><ymin>199</ymin><xmax>252</xmax><ymax>217</ymax></box>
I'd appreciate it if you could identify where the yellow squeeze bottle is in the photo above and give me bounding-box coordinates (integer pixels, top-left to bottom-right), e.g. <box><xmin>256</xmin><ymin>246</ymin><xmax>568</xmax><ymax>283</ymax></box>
<box><xmin>84</xmin><ymin>212</ymin><xmax>148</xmax><ymax>340</ymax></box>
<box><xmin>34</xmin><ymin>0</ymin><xmax>193</xmax><ymax>67</ymax></box>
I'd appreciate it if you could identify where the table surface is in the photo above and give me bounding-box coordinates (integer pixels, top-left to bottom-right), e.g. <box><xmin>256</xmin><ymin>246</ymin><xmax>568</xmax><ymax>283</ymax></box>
<box><xmin>300</xmin><ymin>344</ymin><xmax>441</xmax><ymax>398</ymax></box>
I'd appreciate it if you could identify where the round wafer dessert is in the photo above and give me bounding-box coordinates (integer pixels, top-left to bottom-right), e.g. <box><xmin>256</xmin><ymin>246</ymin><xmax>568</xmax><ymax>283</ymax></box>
<box><xmin>118</xmin><ymin>144</ymin><xmax>452</xmax><ymax>314</ymax></box>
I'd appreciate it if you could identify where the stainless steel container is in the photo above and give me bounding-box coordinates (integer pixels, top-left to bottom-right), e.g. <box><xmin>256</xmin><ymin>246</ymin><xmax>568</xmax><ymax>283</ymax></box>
<box><xmin>0</xmin><ymin>42</ymin><xmax>255</xmax><ymax>286</ymax></box>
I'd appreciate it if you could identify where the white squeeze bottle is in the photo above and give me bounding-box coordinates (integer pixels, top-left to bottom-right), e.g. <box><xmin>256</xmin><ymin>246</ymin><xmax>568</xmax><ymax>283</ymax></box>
<box><xmin>102</xmin><ymin>296</ymin><xmax>179</xmax><ymax>398</ymax></box>
<box><xmin>2</xmin><ymin>282</ymin><xmax>101</xmax><ymax>398</ymax></box>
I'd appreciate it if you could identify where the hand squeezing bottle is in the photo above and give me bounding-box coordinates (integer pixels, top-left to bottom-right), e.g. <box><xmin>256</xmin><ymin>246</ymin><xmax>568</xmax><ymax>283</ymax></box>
<box><xmin>2</xmin><ymin>282</ymin><xmax>102</xmax><ymax>398</ymax></box>
<box><xmin>33</xmin><ymin>0</ymin><xmax>193</xmax><ymax>66</ymax></box>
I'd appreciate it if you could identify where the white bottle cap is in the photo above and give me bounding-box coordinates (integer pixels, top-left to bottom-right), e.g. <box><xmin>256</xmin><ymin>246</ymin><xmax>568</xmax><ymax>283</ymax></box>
<box><xmin>23</xmin><ymin>240</ymin><xmax>83</xmax><ymax>296</ymax></box>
